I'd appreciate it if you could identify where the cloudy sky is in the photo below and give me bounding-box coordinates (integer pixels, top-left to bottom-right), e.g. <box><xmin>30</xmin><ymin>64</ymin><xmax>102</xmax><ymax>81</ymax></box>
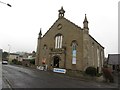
<box><xmin>0</xmin><ymin>0</ymin><xmax>119</xmax><ymax>57</ymax></box>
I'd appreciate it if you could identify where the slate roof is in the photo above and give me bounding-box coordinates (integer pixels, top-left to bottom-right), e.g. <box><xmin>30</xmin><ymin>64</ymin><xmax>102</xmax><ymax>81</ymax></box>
<box><xmin>108</xmin><ymin>54</ymin><xmax>120</xmax><ymax>65</ymax></box>
<box><xmin>10</xmin><ymin>53</ymin><xmax>19</xmax><ymax>55</ymax></box>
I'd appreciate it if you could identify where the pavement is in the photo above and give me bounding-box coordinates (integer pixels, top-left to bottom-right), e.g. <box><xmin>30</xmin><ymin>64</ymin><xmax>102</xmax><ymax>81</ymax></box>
<box><xmin>44</xmin><ymin>67</ymin><xmax>120</xmax><ymax>88</ymax></box>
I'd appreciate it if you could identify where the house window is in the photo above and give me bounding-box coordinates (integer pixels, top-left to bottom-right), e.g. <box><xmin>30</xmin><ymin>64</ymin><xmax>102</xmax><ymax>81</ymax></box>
<box><xmin>97</xmin><ymin>48</ymin><xmax>100</xmax><ymax>67</ymax></box>
<box><xmin>92</xmin><ymin>45</ymin><xmax>95</xmax><ymax>66</ymax></box>
<box><xmin>72</xmin><ymin>41</ymin><xmax>77</xmax><ymax>64</ymax></box>
<box><xmin>55</xmin><ymin>34</ymin><xmax>62</xmax><ymax>49</ymax></box>
<box><xmin>100</xmin><ymin>50</ymin><xmax>104</xmax><ymax>67</ymax></box>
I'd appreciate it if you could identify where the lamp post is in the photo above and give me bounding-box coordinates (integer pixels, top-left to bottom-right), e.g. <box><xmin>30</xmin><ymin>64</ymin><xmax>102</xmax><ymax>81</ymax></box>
<box><xmin>0</xmin><ymin>1</ymin><xmax>12</xmax><ymax>7</ymax></box>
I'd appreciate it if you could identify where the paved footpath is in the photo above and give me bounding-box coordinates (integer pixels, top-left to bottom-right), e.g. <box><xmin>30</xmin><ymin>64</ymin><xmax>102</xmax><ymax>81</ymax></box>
<box><xmin>52</xmin><ymin>71</ymin><xmax>119</xmax><ymax>88</ymax></box>
<box><xmin>20</xmin><ymin>64</ymin><xmax>119</xmax><ymax>88</ymax></box>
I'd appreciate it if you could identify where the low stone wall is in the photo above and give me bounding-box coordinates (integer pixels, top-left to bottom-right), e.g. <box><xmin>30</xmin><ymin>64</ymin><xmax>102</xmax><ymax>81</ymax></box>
<box><xmin>66</xmin><ymin>69</ymin><xmax>83</xmax><ymax>77</ymax></box>
<box><xmin>65</xmin><ymin>69</ymin><xmax>103</xmax><ymax>82</ymax></box>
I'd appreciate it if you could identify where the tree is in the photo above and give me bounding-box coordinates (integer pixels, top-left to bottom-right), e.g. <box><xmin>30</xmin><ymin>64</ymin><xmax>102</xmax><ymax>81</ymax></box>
<box><xmin>2</xmin><ymin>51</ymin><xmax>9</xmax><ymax>60</ymax></box>
<box><xmin>32</xmin><ymin>51</ymin><xmax>36</xmax><ymax>57</ymax></box>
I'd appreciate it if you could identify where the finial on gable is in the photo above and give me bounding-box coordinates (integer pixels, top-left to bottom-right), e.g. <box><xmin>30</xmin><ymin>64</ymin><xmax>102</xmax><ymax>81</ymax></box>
<box><xmin>83</xmin><ymin>14</ymin><xmax>88</xmax><ymax>23</ymax></box>
<box><xmin>38</xmin><ymin>28</ymin><xmax>42</xmax><ymax>39</ymax></box>
<box><xmin>58</xmin><ymin>6</ymin><xmax>65</xmax><ymax>18</ymax></box>
<box><xmin>83</xmin><ymin>14</ymin><xmax>89</xmax><ymax>30</ymax></box>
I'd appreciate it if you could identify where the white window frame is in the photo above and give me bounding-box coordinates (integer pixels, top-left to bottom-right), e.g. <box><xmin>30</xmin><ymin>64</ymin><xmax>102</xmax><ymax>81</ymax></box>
<box><xmin>55</xmin><ymin>35</ymin><xmax>62</xmax><ymax>49</ymax></box>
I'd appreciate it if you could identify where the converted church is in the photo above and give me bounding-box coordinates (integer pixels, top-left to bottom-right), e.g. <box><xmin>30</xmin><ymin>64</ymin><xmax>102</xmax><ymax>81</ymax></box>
<box><xmin>35</xmin><ymin>7</ymin><xmax>105</xmax><ymax>73</ymax></box>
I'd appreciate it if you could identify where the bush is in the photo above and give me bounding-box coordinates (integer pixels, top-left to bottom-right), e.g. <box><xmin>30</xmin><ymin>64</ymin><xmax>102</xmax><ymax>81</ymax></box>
<box><xmin>30</xmin><ymin>59</ymin><xmax>35</xmax><ymax>64</ymax></box>
<box><xmin>16</xmin><ymin>61</ymin><xmax>22</xmax><ymax>65</ymax></box>
<box><xmin>102</xmin><ymin>67</ymin><xmax>114</xmax><ymax>83</ymax></box>
<box><xmin>96</xmin><ymin>73</ymin><xmax>102</xmax><ymax>77</ymax></box>
<box><xmin>12</xmin><ymin>59</ymin><xmax>22</xmax><ymax>65</ymax></box>
<box><xmin>12</xmin><ymin>59</ymin><xmax>17</xmax><ymax>64</ymax></box>
<box><xmin>85</xmin><ymin>66</ymin><xmax>97</xmax><ymax>76</ymax></box>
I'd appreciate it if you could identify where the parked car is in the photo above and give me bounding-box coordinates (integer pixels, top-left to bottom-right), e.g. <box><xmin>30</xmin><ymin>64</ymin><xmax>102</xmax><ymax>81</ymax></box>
<box><xmin>2</xmin><ymin>61</ymin><xmax>8</xmax><ymax>64</ymax></box>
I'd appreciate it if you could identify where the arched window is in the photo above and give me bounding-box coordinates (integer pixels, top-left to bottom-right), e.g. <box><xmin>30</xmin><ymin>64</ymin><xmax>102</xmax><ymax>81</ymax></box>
<box><xmin>55</xmin><ymin>34</ymin><xmax>63</xmax><ymax>49</ymax></box>
<box><xmin>43</xmin><ymin>44</ymin><xmax>47</xmax><ymax>55</ymax></box>
<box><xmin>72</xmin><ymin>42</ymin><xmax>77</xmax><ymax>51</ymax></box>
<box><xmin>97</xmin><ymin>48</ymin><xmax>100</xmax><ymax>67</ymax></box>
<box><xmin>71</xmin><ymin>41</ymin><xmax>77</xmax><ymax>64</ymax></box>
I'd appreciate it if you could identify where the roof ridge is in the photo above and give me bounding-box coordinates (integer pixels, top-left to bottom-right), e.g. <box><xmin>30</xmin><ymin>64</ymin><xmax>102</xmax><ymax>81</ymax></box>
<box><xmin>42</xmin><ymin>18</ymin><xmax>60</xmax><ymax>38</ymax></box>
<box><xmin>63</xmin><ymin>18</ymin><xmax>81</xmax><ymax>29</ymax></box>
<box><xmin>42</xmin><ymin>17</ymin><xmax>82</xmax><ymax>38</ymax></box>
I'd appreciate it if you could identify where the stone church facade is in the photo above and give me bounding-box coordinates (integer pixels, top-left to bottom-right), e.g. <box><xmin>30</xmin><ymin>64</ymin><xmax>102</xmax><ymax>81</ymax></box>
<box><xmin>35</xmin><ymin>7</ymin><xmax>105</xmax><ymax>73</ymax></box>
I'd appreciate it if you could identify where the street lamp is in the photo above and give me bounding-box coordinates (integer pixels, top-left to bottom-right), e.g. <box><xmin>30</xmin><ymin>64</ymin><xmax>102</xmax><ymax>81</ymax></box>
<box><xmin>0</xmin><ymin>1</ymin><xmax>12</xmax><ymax>7</ymax></box>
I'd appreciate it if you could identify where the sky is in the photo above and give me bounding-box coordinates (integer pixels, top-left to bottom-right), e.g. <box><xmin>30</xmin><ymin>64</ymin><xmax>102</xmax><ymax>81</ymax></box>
<box><xmin>0</xmin><ymin>0</ymin><xmax>119</xmax><ymax>57</ymax></box>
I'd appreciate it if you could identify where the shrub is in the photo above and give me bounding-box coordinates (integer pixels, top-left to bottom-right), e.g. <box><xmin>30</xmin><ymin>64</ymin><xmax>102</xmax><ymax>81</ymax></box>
<box><xmin>12</xmin><ymin>59</ymin><xmax>22</xmax><ymax>65</ymax></box>
<box><xmin>30</xmin><ymin>59</ymin><xmax>35</xmax><ymax>64</ymax></box>
<box><xmin>85</xmin><ymin>66</ymin><xmax>97</xmax><ymax>76</ymax></box>
<box><xmin>102</xmin><ymin>67</ymin><xmax>114</xmax><ymax>83</ymax></box>
<box><xmin>12</xmin><ymin>59</ymin><xmax>17</xmax><ymax>64</ymax></box>
<box><xmin>96</xmin><ymin>73</ymin><xmax>102</xmax><ymax>77</ymax></box>
<box><xmin>16</xmin><ymin>61</ymin><xmax>22</xmax><ymax>65</ymax></box>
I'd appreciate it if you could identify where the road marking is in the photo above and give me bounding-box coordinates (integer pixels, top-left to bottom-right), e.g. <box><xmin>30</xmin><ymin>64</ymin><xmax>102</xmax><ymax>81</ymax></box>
<box><xmin>3</xmin><ymin>76</ymin><xmax>13</xmax><ymax>90</ymax></box>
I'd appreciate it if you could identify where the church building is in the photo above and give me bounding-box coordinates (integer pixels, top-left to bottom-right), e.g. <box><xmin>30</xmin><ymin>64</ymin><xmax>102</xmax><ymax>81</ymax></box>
<box><xmin>35</xmin><ymin>7</ymin><xmax>105</xmax><ymax>73</ymax></box>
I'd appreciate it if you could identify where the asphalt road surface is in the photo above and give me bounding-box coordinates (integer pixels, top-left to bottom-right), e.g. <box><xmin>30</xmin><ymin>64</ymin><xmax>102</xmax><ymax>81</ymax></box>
<box><xmin>2</xmin><ymin>64</ymin><xmax>119</xmax><ymax>89</ymax></box>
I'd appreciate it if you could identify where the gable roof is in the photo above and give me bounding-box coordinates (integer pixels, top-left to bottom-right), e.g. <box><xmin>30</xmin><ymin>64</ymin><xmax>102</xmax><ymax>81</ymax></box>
<box><xmin>89</xmin><ymin>35</ymin><xmax>104</xmax><ymax>49</ymax></box>
<box><xmin>108</xmin><ymin>54</ymin><xmax>120</xmax><ymax>65</ymax></box>
<box><xmin>42</xmin><ymin>17</ymin><xmax>82</xmax><ymax>38</ymax></box>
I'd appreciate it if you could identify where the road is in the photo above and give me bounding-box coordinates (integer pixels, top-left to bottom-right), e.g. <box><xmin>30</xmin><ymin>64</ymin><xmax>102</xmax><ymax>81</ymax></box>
<box><xmin>2</xmin><ymin>64</ymin><xmax>119</xmax><ymax>89</ymax></box>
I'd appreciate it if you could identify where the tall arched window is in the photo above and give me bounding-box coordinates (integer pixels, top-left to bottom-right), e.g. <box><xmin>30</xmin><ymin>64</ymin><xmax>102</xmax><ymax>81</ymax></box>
<box><xmin>71</xmin><ymin>40</ymin><xmax>77</xmax><ymax>64</ymax></box>
<box><xmin>100</xmin><ymin>50</ymin><xmax>104</xmax><ymax>67</ymax></box>
<box><xmin>43</xmin><ymin>44</ymin><xmax>47</xmax><ymax>55</ymax></box>
<box><xmin>97</xmin><ymin>48</ymin><xmax>100</xmax><ymax>73</ymax></box>
<box><xmin>55</xmin><ymin>34</ymin><xmax>63</xmax><ymax>49</ymax></box>
<box><xmin>97</xmin><ymin>48</ymin><xmax>100</xmax><ymax>67</ymax></box>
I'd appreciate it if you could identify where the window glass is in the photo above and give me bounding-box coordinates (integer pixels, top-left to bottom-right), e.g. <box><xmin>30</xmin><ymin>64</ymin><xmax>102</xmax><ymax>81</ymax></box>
<box><xmin>55</xmin><ymin>35</ymin><xmax>62</xmax><ymax>49</ymax></box>
<box><xmin>72</xmin><ymin>42</ymin><xmax>77</xmax><ymax>64</ymax></box>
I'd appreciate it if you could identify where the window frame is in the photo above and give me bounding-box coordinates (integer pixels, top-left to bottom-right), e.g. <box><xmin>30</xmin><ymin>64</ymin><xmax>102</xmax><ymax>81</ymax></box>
<box><xmin>55</xmin><ymin>34</ymin><xmax>63</xmax><ymax>49</ymax></box>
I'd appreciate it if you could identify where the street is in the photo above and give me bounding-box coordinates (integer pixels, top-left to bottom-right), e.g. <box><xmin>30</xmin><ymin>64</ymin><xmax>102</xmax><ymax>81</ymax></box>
<box><xmin>2</xmin><ymin>64</ymin><xmax>119</xmax><ymax>89</ymax></box>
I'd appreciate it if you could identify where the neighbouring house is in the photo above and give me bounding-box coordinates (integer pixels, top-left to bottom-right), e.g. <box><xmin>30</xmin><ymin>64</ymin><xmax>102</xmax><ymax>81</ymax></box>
<box><xmin>7</xmin><ymin>52</ymin><xmax>36</xmax><ymax>66</ymax></box>
<box><xmin>22</xmin><ymin>52</ymin><xmax>36</xmax><ymax>67</ymax></box>
<box><xmin>9</xmin><ymin>53</ymin><xmax>20</xmax><ymax>62</ymax></box>
<box><xmin>35</xmin><ymin>7</ymin><xmax>105</xmax><ymax>73</ymax></box>
<box><xmin>22</xmin><ymin>55</ymin><xmax>36</xmax><ymax>67</ymax></box>
<box><xmin>107</xmin><ymin>54</ymin><xmax>120</xmax><ymax>72</ymax></box>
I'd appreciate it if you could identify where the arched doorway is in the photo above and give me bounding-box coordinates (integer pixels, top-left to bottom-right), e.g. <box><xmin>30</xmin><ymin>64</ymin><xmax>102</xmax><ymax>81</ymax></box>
<box><xmin>53</xmin><ymin>56</ymin><xmax>60</xmax><ymax>68</ymax></box>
